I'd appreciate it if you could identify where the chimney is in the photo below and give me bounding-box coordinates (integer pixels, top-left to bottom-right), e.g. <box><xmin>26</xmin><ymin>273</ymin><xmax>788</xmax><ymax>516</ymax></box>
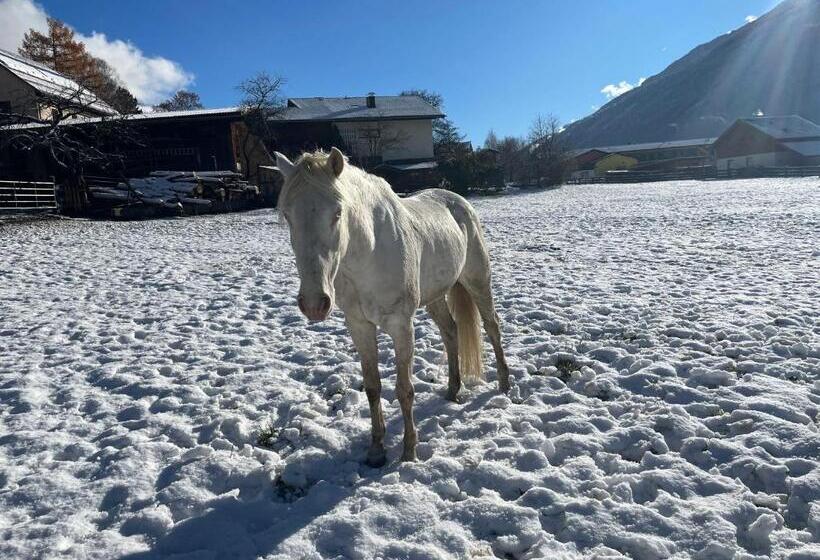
<box><xmin>366</xmin><ymin>92</ymin><xmax>376</xmax><ymax>108</ymax></box>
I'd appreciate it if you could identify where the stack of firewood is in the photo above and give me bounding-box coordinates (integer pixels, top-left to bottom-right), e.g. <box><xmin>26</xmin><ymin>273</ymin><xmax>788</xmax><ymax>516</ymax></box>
<box><xmin>87</xmin><ymin>171</ymin><xmax>260</xmax><ymax>212</ymax></box>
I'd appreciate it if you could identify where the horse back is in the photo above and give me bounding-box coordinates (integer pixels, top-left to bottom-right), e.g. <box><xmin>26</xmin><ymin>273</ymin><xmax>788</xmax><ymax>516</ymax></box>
<box><xmin>400</xmin><ymin>189</ymin><xmax>481</xmax><ymax>305</ymax></box>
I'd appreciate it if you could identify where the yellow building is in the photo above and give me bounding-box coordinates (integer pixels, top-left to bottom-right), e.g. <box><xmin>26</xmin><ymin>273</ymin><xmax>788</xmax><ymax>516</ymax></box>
<box><xmin>594</xmin><ymin>153</ymin><xmax>638</xmax><ymax>176</ymax></box>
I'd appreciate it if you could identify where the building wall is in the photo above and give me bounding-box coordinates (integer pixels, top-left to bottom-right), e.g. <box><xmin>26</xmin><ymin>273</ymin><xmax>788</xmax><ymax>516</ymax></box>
<box><xmin>714</xmin><ymin>122</ymin><xmax>780</xmax><ymax>159</ymax></box>
<box><xmin>716</xmin><ymin>150</ymin><xmax>805</xmax><ymax>171</ymax></box>
<box><xmin>717</xmin><ymin>152</ymin><xmax>778</xmax><ymax>171</ymax></box>
<box><xmin>0</xmin><ymin>67</ymin><xmax>37</xmax><ymax>116</ymax></box>
<box><xmin>335</xmin><ymin>119</ymin><xmax>434</xmax><ymax>162</ymax></box>
<box><xmin>0</xmin><ymin>66</ymin><xmax>109</xmax><ymax>119</ymax></box>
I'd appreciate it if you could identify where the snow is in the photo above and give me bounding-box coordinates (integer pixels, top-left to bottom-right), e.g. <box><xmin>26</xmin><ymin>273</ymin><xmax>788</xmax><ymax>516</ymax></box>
<box><xmin>1</xmin><ymin>178</ymin><xmax>818</xmax><ymax>559</ymax></box>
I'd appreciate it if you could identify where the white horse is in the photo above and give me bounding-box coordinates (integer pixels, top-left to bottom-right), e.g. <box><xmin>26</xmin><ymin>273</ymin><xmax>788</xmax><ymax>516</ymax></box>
<box><xmin>274</xmin><ymin>148</ymin><xmax>509</xmax><ymax>466</ymax></box>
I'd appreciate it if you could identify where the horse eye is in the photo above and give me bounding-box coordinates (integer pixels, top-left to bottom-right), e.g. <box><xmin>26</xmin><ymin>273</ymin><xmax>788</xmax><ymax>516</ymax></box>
<box><xmin>332</xmin><ymin>209</ymin><xmax>342</xmax><ymax>224</ymax></box>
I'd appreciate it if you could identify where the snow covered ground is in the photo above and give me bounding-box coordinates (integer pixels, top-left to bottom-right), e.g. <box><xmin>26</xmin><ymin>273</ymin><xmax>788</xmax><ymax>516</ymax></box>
<box><xmin>1</xmin><ymin>178</ymin><xmax>818</xmax><ymax>560</ymax></box>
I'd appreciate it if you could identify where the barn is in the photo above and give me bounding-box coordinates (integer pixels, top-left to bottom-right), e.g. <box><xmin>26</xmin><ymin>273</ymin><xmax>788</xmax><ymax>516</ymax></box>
<box><xmin>713</xmin><ymin>115</ymin><xmax>820</xmax><ymax>172</ymax></box>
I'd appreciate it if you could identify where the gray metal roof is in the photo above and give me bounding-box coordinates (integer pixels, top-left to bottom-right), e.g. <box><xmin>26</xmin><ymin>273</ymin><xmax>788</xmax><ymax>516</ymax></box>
<box><xmin>741</xmin><ymin>115</ymin><xmax>820</xmax><ymax>140</ymax></box>
<box><xmin>0</xmin><ymin>48</ymin><xmax>117</xmax><ymax>116</ymax></box>
<box><xmin>278</xmin><ymin>95</ymin><xmax>444</xmax><ymax>122</ymax></box>
<box><xmin>782</xmin><ymin>140</ymin><xmax>820</xmax><ymax>157</ymax></box>
<box><xmin>589</xmin><ymin>137</ymin><xmax>716</xmax><ymax>155</ymax></box>
<box><xmin>376</xmin><ymin>161</ymin><xmax>438</xmax><ymax>171</ymax></box>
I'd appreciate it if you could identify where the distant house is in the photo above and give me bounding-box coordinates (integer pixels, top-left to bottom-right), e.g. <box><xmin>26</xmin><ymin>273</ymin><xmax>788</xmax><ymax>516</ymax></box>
<box><xmin>598</xmin><ymin>138</ymin><xmax>715</xmax><ymax>171</ymax></box>
<box><xmin>272</xmin><ymin>93</ymin><xmax>444</xmax><ymax>190</ymax></box>
<box><xmin>568</xmin><ymin>149</ymin><xmax>608</xmax><ymax>181</ymax></box>
<box><xmin>713</xmin><ymin>115</ymin><xmax>820</xmax><ymax>172</ymax></box>
<box><xmin>568</xmin><ymin>139</ymin><xmax>715</xmax><ymax>181</ymax></box>
<box><xmin>0</xmin><ymin>48</ymin><xmax>116</xmax><ymax>119</ymax></box>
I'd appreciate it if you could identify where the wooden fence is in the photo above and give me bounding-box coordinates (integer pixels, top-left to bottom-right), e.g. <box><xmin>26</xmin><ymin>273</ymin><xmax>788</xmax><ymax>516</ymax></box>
<box><xmin>0</xmin><ymin>180</ymin><xmax>57</xmax><ymax>212</ymax></box>
<box><xmin>716</xmin><ymin>166</ymin><xmax>820</xmax><ymax>180</ymax></box>
<box><xmin>569</xmin><ymin>165</ymin><xmax>820</xmax><ymax>185</ymax></box>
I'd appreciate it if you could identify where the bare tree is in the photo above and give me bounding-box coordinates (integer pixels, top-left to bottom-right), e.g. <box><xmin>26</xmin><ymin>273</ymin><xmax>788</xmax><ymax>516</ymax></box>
<box><xmin>236</xmin><ymin>71</ymin><xmax>286</xmax><ymax>178</ymax></box>
<box><xmin>527</xmin><ymin>114</ymin><xmax>569</xmax><ymax>187</ymax></box>
<box><xmin>153</xmin><ymin>90</ymin><xmax>203</xmax><ymax>112</ymax></box>
<box><xmin>497</xmin><ymin>135</ymin><xmax>526</xmax><ymax>183</ymax></box>
<box><xmin>0</xmin><ymin>84</ymin><xmax>143</xmax><ymax>210</ymax></box>
<box><xmin>356</xmin><ymin>116</ymin><xmax>409</xmax><ymax>166</ymax></box>
<box><xmin>484</xmin><ymin>129</ymin><xmax>499</xmax><ymax>150</ymax></box>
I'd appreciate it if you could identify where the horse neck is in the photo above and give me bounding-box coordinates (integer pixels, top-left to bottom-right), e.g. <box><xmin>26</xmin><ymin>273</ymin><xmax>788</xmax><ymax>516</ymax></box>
<box><xmin>339</xmin><ymin>167</ymin><xmax>404</xmax><ymax>268</ymax></box>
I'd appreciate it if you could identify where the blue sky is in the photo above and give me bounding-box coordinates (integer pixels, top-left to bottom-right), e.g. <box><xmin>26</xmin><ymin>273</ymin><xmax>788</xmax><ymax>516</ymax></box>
<box><xmin>8</xmin><ymin>0</ymin><xmax>781</xmax><ymax>143</ymax></box>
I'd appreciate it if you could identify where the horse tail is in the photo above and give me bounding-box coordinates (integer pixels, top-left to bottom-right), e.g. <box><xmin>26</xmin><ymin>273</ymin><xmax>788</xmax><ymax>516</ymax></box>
<box><xmin>448</xmin><ymin>282</ymin><xmax>484</xmax><ymax>384</ymax></box>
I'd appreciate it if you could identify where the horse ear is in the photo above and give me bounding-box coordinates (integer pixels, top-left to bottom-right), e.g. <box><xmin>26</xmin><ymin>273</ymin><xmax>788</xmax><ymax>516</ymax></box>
<box><xmin>329</xmin><ymin>147</ymin><xmax>345</xmax><ymax>177</ymax></box>
<box><xmin>274</xmin><ymin>152</ymin><xmax>295</xmax><ymax>178</ymax></box>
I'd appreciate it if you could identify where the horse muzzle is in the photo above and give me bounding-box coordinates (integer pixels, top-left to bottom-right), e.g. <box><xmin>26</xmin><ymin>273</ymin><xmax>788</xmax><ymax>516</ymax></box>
<box><xmin>297</xmin><ymin>293</ymin><xmax>332</xmax><ymax>321</ymax></box>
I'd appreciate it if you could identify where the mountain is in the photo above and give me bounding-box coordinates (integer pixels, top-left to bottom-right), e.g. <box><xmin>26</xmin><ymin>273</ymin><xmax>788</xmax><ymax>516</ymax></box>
<box><xmin>561</xmin><ymin>0</ymin><xmax>820</xmax><ymax>148</ymax></box>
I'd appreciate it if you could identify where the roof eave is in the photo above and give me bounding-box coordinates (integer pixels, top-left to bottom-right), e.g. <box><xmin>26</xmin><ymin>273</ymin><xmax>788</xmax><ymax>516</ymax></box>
<box><xmin>273</xmin><ymin>113</ymin><xmax>445</xmax><ymax>124</ymax></box>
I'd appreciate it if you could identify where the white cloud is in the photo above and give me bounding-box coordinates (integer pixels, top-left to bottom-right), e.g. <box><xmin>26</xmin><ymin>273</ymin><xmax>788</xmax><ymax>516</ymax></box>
<box><xmin>80</xmin><ymin>32</ymin><xmax>193</xmax><ymax>104</ymax></box>
<box><xmin>745</xmin><ymin>15</ymin><xmax>758</xmax><ymax>24</ymax></box>
<box><xmin>601</xmin><ymin>77</ymin><xmax>646</xmax><ymax>100</ymax></box>
<box><xmin>0</xmin><ymin>0</ymin><xmax>48</xmax><ymax>51</ymax></box>
<box><xmin>0</xmin><ymin>0</ymin><xmax>192</xmax><ymax>104</ymax></box>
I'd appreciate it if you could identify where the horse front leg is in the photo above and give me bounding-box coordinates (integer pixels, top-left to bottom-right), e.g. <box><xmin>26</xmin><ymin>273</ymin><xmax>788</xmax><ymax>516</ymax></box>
<box><xmin>346</xmin><ymin>316</ymin><xmax>385</xmax><ymax>467</ymax></box>
<box><xmin>384</xmin><ymin>315</ymin><xmax>417</xmax><ymax>462</ymax></box>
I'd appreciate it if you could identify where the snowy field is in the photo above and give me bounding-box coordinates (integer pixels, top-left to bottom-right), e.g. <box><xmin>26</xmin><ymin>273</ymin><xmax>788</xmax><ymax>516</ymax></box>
<box><xmin>1</xmin><ymin>178</ymin><xmax>819</xmax><ymax>560</ymax></box>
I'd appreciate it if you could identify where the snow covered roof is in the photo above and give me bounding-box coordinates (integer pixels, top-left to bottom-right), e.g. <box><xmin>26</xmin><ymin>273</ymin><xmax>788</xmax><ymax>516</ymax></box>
<box><xmin>0</xmin><ymin>48</ymin><xmax>117</xmax><ymax>116</ymax></box>
<box><xmin>375</xmin><ymin>161</ymin><xmax>438</xmax><ymax>171</ymax></box>
<box><xmin>782</xmin><ymin>140</ymin><xmax>820</xmax><ymax>157</ymax></box>
<box><xmin>3</xmin><ymin>106</ymin><xmax>242</xmax><ymax>130</ymax></box>
<box><xmin>278</xmin><ymin>95</ymin><xmax>444</xmax><ymax>122</ymax></box>
<box><xmin>741</xmin><ymin>115</ymin><xmax>820</xmax><ymax>140</ymax></box>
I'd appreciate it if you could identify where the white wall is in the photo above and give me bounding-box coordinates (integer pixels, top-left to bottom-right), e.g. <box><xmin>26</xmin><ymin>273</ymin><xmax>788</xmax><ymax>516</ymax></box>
<box><xmin>717</xmin><ymin>152</ymin><xmax>778</xmax><ymax>171</ymax></box>
<box><xmin>0</xmin><ymin>67</ymin><xmax>36</xmax><ymax>116</ymax></box>
<box><xmin>335</xmin><ymin>119</ymin><xmax>434</xmax><ymax>162</ymax></box>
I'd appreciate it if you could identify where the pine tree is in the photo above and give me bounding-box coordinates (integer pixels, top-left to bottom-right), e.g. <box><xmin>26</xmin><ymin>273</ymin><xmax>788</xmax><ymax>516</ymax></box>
<box><xmin>19</xmin><ymin>18</ymin><xmax>140</xmax><ymax>114</ymax></box>
<box><xmin>20</xmin><ymin>19</ymin><xmax>100</xmax><ymax>87</ymax></box>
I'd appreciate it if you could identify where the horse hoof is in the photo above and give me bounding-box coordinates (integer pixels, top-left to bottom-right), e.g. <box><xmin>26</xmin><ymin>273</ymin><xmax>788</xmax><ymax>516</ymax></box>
<box><xmin>446</xmin><ymin>390</ymin><xmax>459</xmax><ymax>403</ymax></box>
<box><xmin>365</xmin><ymin>454</ymin><xmax>386</xmax><ymax>468</ymax></box>
<box><xmin>401</xmin><ymin>450</ymin><xmax>417</xmax><ymax>462</ymax></box>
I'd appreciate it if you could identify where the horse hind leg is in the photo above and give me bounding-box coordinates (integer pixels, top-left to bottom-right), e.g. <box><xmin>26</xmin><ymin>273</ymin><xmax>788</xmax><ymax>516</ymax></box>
<box><xmin>468</xmin><ymin>280</ymin><xmax>510</xmax><ymax>392</ymax></box>
<box><xmin>427</xmin><ymin>297</ymin><xmax>460</xmax><ymax>401</ymax></box>
<box><xmin>459</xmin><ymin>240</ymin><xmax>510</xmax><ymax>392</ymax></box>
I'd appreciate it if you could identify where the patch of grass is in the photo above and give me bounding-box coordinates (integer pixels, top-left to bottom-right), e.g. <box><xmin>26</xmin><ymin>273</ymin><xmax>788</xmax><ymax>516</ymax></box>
<box><xmin>553</xmin><ymin>358</ymin><xmax>582</xmax><ymax>382</ymax></box>
<box><xmin>256</xmin><ymin>420</ymin><xmax>279</xmax><ymax>449</ymax></box>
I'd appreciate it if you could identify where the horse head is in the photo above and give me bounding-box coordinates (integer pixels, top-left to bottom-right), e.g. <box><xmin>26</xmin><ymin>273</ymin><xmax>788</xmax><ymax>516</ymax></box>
<box><xmin>275</xmin><ymin>147</ymin><xmax>348</xmax><ymax>321</ymax></box>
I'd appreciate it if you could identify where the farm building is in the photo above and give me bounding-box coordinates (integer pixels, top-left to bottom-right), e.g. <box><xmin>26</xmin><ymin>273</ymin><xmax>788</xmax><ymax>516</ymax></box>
<box><xmin>595</xmin><ymin>153</ymin><xmax>639</xmax><ymax>175</ymax></box>
<box><xmin>1</xmin><ymin>107</ymin><xmax>273</xmax><ymax>182</ymax></box>
<box><xmin>598</xmin><ymin>138</ymin><xmax>715</xmax><ymax>171</ymax></box>
<box><xmin>568</xmin><ymin>149</ymin><xmax>608</xmax><ymax>181</ymax></box>
<box><xmin>568</xmin><ymin>138</ymin><xmax>715</xmax><ymax>181</ymax></box>
<box><xmin>713</xmin><ymin>115</ymin><xmax>820</xmax><ymax>172</ymax></box>
<box><xmin>0</xmin><ymin>48</ymin><xmax>116</xmax><ymax>119</ymax></box>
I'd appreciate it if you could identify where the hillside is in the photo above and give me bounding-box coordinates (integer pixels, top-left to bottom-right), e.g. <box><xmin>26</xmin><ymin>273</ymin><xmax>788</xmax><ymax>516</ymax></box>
<box><xmin>562</xmin><ymin>0</ymin><xmax>820</xmax><ymax>148</ymax></box>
